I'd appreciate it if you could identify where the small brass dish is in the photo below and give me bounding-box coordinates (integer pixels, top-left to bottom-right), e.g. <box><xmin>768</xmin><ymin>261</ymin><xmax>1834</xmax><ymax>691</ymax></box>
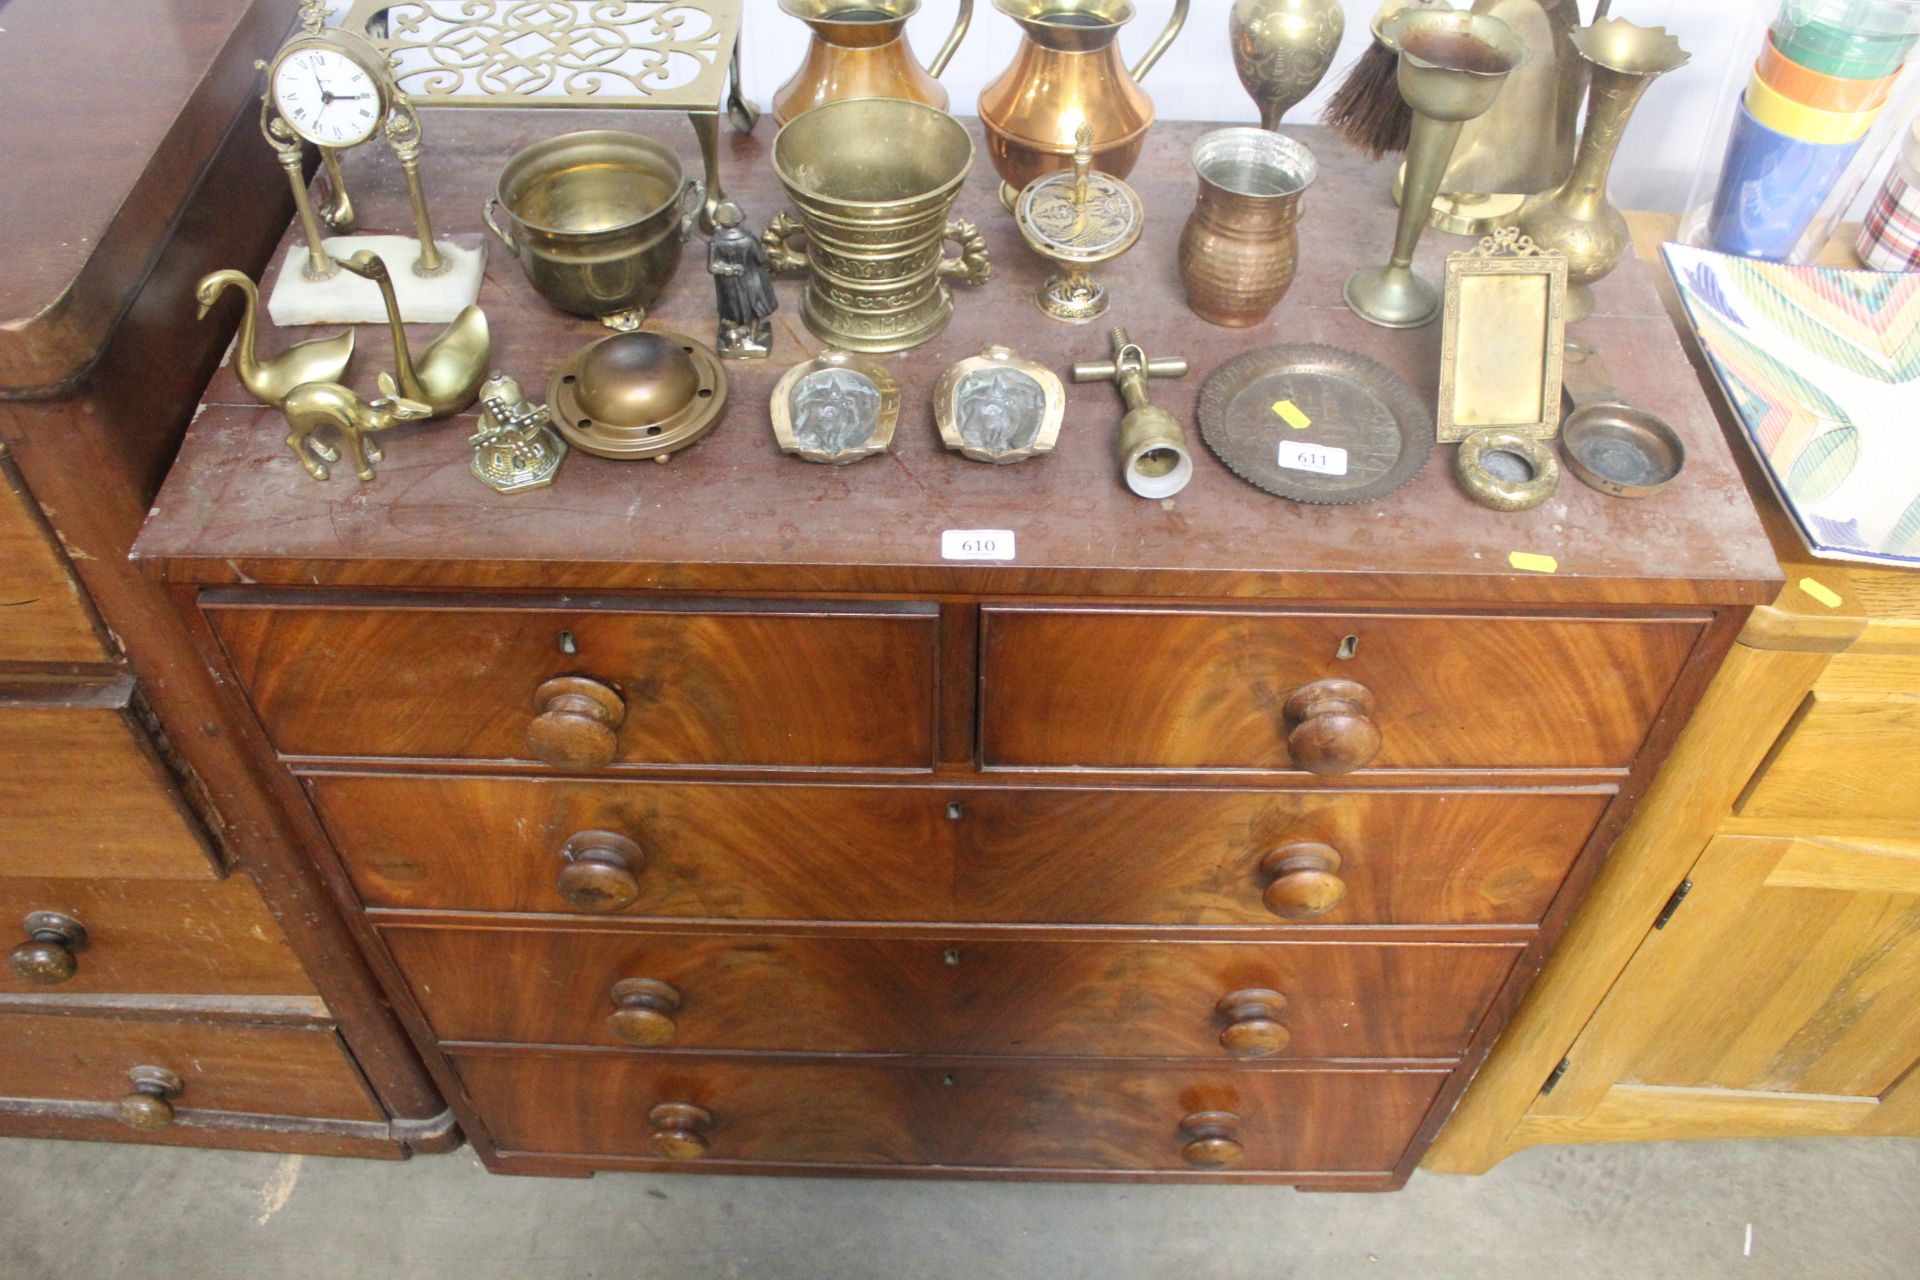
<box><xmin>934</xmin><ymin>347</ymin><xmax>1066</xmax><ymax>464</ymax></box>
<box><xmin>1455</xmin><ymin>428</ymin><xmax>1560</xmax><ymax>511</ymax></box>
<box><xmin>1560</xmin><ymin>340</ymin><xmax>1687</xmax><ymax>498</ymax></box>
<box><xmin>547</xmin><ymin>330</ymin><xmax>728</xmax><ymax>463</ymax></box>
<box><xmin>770</xmin><ymin>351</ymin><xmax>901</xmax><ymax>465</ymax></box>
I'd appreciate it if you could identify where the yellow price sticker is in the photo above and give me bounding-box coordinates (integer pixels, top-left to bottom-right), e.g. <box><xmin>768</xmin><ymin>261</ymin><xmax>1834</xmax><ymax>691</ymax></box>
<box><xmin>1508</xmin><ymin>551</ymin><xmax>1559</xmax><ymax>574</ymax></box>
<box><xmin>1798</xmin><ymin>577</ymin><xmax>1842</xmax><ymax>609</ymax></box>
<box><xmin>1271</xmin><ymin>399</ymin><xmax>1312</xmax><ymax>430</ymax></box>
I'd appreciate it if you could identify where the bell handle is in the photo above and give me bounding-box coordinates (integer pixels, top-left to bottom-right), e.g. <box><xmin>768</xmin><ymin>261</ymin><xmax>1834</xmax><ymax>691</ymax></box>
<box><xmin>1561</xmin><ymin>340</ymin><xmax>1623</xmax><ymax>411</ymax></box>
<box><xmin>482</xmin><ymin>198</ymin><xmax>517</xmax><ymax>254</ymax></box>
<box><xmin>677</xmin><ymin>178</ymin><xmax>707</xmax><ymax>241</ymax></box>
<box><xmin>762</xmin><ymin>211</ymin><xmax>810</xmax><ymax>276</ymax></box>
<box><xmin>938</xmin><ymin>219</ymin><xmax>992</xmax><ymax>287</ymax></box>
<box><xmin>925</xmin><ymin>0</ymin><xmax>974</xmax><ymax>78</ymax></box>
<box><xmin>1129</xmin><ymin>0</ymin><xmax>1189</xmax><ymax>83</ymax></box>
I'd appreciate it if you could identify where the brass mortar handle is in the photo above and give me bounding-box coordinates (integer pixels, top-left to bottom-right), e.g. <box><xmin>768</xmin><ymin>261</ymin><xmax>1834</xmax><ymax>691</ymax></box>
<box><xmin>762</xmin><ymin>211</ymin><xmax>810</xmax><ymax>275</ymax></box>
<box><xmin>481</xmin><ymin>197</ymin><xmax>516</xmax><ymax>253</ymax></box>
<box><xmin>927</xmin><ymin>0</ymin><xmax>974</xmax><ymax>78</ymax></box>
<box><xmin>938</xmin><ymin>219</ymin><xmax>992</xmax><ymax>286</ymax></box>
<box><xmin>1130</xmin><ymin>0</ymin><xmax>1190</xmax><ymax>83</ymax></box>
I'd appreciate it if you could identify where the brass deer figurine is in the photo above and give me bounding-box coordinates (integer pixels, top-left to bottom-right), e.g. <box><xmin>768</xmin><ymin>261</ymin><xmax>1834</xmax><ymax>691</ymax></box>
<box><xmin>280</xmin><ymin>373</ymin><xmax>432</xmax><ymax>482</ymax></box>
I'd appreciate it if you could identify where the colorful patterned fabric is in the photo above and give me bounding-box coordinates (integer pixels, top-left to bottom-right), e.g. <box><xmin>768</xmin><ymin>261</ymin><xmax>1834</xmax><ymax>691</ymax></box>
<box><xmin>1858</xmin><ymin>170</ymin><xmax>1920</xmax><ymax>271</ymax></box>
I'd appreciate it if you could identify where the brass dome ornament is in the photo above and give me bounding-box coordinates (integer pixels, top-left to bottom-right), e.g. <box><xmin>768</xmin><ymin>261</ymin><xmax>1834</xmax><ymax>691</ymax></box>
<box><xmin>547</xmin><ymin>330</ymin><xmax>728</xmax><ymax>463</ymax></box>
<box><xmin>770</xmin><ymin>351</ymin><xmax>901</xmax><ymax>465</ymax></box>
<box><xmin>934</xmin><ymin>347</ymin><xmax>1066</xmax><ymax>464</ymax></box>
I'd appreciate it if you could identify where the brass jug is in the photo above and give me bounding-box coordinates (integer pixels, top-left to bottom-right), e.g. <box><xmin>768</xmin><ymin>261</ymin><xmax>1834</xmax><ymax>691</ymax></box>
<box><xmin>772</xmin><ymin>0</ymin><xmax>974</xmax><ymax>127</ymax></box>
<box><xmin>978</xmin><ymin>0</ymin><xmax>1191</xmax><ymax>194</ymax></box>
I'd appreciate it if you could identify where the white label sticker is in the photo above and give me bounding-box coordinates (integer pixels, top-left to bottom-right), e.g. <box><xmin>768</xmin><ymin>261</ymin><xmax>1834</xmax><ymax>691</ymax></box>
<box><xmin>1278</xmin><ymin>439</ymin><xmax>1349</xmax><ymax>476</ymax></box>
<box><xmin>942</xmin><ymin>529</ymin><xmax>1016</xmax><ymax>561</ymax></box>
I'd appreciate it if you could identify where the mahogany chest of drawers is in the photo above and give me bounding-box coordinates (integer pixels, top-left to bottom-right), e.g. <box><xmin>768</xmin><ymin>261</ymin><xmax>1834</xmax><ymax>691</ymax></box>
<box><xmin>133</xmin><ymin>113</ymin><xmax>1780</xmax><ymax>1186</ymax></box>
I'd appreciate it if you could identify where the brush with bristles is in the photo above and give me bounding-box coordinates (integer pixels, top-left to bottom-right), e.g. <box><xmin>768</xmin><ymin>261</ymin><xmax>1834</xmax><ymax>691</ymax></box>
<box><xmin>1322</xmin><ymin>0</ymin><xmax>1451</xmax><ymax>159</ymax></box>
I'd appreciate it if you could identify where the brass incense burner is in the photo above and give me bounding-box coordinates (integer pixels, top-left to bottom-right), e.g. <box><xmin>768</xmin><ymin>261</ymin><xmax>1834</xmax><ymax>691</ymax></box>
<box><xmin>1014</xmin><ymin>125</ymin><xmax>1144</xmax><ymax>324</ymax></box>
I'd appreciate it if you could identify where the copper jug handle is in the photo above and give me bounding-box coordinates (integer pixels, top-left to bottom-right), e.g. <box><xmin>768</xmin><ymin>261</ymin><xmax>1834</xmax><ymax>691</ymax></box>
<box><xmin>926</xmin><ymin>0</ymin><xmax>974</xmax><ymax>78</ymax></box>
<box><xmin>1130</xmin><ymin>0</ymin><xmax>1189</xmax><ymax>83</ymax></box>
<box><xmin>762</xmin><ymin>211</ymin><xmax>810</xmax><ymax>275</ymax></box>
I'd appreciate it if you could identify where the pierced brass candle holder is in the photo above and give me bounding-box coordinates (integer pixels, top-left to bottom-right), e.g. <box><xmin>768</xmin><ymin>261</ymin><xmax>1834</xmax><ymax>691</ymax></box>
<box><xmin>1014</xmin><ymin>125</ymin><xmax>1145</xmax><ymax>325</ymax></box>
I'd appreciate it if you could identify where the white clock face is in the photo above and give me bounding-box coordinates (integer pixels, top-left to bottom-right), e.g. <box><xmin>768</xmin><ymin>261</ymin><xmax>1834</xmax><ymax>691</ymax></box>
<box><xmin>273</xmin><ymin>47</ymin><xmax>383</xmax><ymax>147</ymax></box>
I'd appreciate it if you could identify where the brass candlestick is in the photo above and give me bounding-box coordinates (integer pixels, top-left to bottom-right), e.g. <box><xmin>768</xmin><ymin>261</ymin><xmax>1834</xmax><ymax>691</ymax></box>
<box><xmin>1014</xmin><ymin>125</ymin><xmax>1145</xmax><ymax>324</ymax></box>
<box><xmin>1344</xmin><ymin>9</ymin><xmax>1525</xmax><ymax>329</ymax></box>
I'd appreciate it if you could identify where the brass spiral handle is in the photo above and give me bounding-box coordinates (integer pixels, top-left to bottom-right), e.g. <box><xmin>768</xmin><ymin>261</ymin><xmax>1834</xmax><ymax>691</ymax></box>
<box><xmin>114</xmin><ymin>1066</ymin><xmax>184</xmax><ymax>1131</ymax></box>
<box><xmin>648</xmin><ymin>1102</ymin><xmax>713</xmax><ymax>1160</ymax></box>
<box><xmin>1258</xmin><ymin>842</ymin><xmax>1347</xmax><ymax>920</ymax></box>
<box><xmin>607</xmin><ymin>978</ymin><xmax>682</xmax><ymax>1047</ymax></box>
<box><xmin>10</xmin><ymin>911</ymin><xmax>88</xmax><ymax>985</ymax></box>
<box><xmin>938</xmin><ymin>219</ymin><xmax>993</xmax><ymax>286</ymax></box>
<box><xmin>527</xmin><ymin>676</ymin><xmax>625</xmax><ymax>771</ymax></box>
<box><xmin>1282</xmin><ymin>679</ymin><xmax>1381</xmax><ymax>775</ymax></box>
<box><xmin>557</xmin><ymin>830</ymin><xmax>645</xmax><ymax>912</ymax></box>
<box><xmin>1178</xmin><ymin>1110</ymin><xmax>1244</xmax><ymax>1168</ymax></box>
<box><xmin>1216</xmin><ymin>989</ymin><xmax>1290</xmax><ymax>1058</ymax></box>
<box><xmin>762</xmin><ymin>211</ymin><xmax>810</xmax><ymax>275</ymax></box>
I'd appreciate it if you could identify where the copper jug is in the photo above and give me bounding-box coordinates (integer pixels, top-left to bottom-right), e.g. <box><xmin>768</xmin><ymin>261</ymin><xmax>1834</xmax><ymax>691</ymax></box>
<box><xmin>978</xmin><ymin>0</ymin><xmax>1191</xmax><ymax>194</ymax></box>
<box><xmin>772</xmin><ymin>0</ymin><xmax>975</xmax><ymax>127</ymax></box>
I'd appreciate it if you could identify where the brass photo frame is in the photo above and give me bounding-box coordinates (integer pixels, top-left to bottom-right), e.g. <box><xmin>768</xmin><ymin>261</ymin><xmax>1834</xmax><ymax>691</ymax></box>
<box><xmin>1437</xmin><ymin>229</ymin><xmax>1568</xmax><ymax>443</ymax></box>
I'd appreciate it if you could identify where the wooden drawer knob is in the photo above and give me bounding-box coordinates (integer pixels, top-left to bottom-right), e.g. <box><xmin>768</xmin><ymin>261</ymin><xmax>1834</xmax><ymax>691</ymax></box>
<box><xmin>1178</xmin><ymin>1110</ymin><xmax>1244</xmax><ymax>1168</ymax></box>
<box><xmin>114</xmin><ymin>1066</ymin><xmax>183</xmax><ymax>1131</ymax></box>
<box><xmin>1216</xmin><ymin>989</ymin><xmax>1290</xmax><ymax>1058</ymax></box>
<box><xmin>557</xmin><ymin>830</ymin><xmax>645</xmax><ymax>912</ymax></box>
<box><xmin>607</xmin><ymin>977</ymin><xmax>682</xmax><ymax>1046</ymax></box>
<box><xmin>648</xmin><ymin>1102</ymin><xmax>713</xmax><ymax>1160</ymax></box>
<box><xmin>527</xmin><ymin>676</ymin><xmax>626</xmax><ymax>771</ymax></box>
<box><xmin>1258</xmin><ymin>842</ymin><xmax>1347</xmax><ymax>920</ymax></box>
<box><xmin>9</xmin><ymin>911</ymin><xmax>87</xmax><ymax>985</ymax></box>
<box><xmin>1282</xmin><ymin>679</ymin><xmax>1381</xmax><ymax>775</ymax></box>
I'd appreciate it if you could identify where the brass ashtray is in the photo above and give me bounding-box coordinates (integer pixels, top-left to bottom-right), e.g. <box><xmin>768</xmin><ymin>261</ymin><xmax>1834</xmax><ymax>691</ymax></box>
<box><xmin>770</xmin><ymin>351</ymin><xmax>900</xmax><ymax>465</ymax></box>
<box><xmin>934</xmin><ymin>346</ymin><xmax>1065</xmax><ymax>465</ymax></box>
<box><xmin>1456</xmin><ymin>428</ymin><xmax>1560</xmax><ymax>512</ymax></box>
<box><xmin>547</xmin><ymin>329</ymin><xmax>728</xmax><ymax>462</ymax></box>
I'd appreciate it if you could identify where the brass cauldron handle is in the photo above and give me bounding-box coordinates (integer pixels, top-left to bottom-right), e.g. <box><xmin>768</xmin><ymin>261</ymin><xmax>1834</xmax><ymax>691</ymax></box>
<box><xmin>762</xmin><ymin>211</ymin><xmax>810</xmax><ymax>275</ymax></box>
<box><xmin>676</xmin><ymin>179</ymin><xmax>707</xmax><ymax>241</ymax></box>
<box><xmin>938</xmin><ymin>220</ymin><xmax>992</xmax><ymax>287</ymax></box>
<box><xmin>482</xmin><ymin>197</ymin><xmax>517</xmax><ymax>253</ymax></box>
<box><xmin>927</xmin><ymin>0</ymin><xmax>974</xmax><ymax>78</ymax></box>
<box><xmin>1130</xmin><ymin>0</ymin><xmax>1189</xmax><ymax>83</ymax></box>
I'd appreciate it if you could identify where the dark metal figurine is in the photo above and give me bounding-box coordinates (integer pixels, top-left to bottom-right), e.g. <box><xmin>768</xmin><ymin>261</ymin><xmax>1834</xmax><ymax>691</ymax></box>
<box><xmin>708</xmin><ymin>200</ymin><xmax>777</xmax><ymax>359</ymax></box>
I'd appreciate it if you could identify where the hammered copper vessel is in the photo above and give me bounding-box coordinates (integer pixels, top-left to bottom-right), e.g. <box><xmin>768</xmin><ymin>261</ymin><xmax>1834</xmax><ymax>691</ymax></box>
<box><xmin>771</xmin><ymin>0</ymin><xmax>974</xmax><ymax>126</ymax></box>
<box><xmin>1230</xmin><ymin>0</ymin><xmax>1346</xmax><ymax>131</ymax></box>
<box><xmin>1178</xmin><ymin>128</ymin><xmax>1317</xmax><ymax>327</ymax></box>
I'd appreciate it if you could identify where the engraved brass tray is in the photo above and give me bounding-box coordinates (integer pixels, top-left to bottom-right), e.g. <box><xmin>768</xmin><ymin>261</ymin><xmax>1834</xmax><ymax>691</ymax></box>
<box><xmin>1197</xmin><ymin>345</ymin><xmax>1434</xmax><ymax>505</ymax></box>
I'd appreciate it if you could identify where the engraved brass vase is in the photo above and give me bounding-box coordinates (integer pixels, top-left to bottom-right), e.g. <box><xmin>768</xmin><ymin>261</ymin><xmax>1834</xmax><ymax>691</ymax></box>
<box><xmin>977</xmin><ymin>0</ymin><xmax>1190</xmax><ymax>193</ymax></box>
<box><xmin>771</xmin><ymin>0</ymin><xmax>974</xmax><ymax>126</ymax></box>
<box><xmin>1178</xmin><ymin>128</ymin><xmax>1317</xmax><ymax>327</ymax></box>
<box><xmin>1230</xmin><ymin>0</ymin><xmax>1346</xmax><ymax>131</ymax></box>
<box><xmin>1509</xmin><ymin>18</ymin><xmax>1689</xmax><ymax>322</ymax></box>
<box><xmin>763</xmin><ymin>98</ymin><xmax>991</xmax><ymax>353</ymax></box>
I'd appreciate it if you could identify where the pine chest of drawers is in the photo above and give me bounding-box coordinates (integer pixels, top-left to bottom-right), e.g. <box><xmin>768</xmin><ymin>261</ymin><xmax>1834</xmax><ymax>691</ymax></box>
<box><xmin>132</xmin><ymin>113</ymin><xmax>1780</xmax><ymax>1187</ymax></box>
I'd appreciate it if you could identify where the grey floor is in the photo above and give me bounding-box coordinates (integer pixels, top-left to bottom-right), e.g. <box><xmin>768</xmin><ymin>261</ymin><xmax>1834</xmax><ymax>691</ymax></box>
<box><xmin>1</xmin><ymin>1135</ymin><xmax>1916</xmax><ymax>1279</ymax></box>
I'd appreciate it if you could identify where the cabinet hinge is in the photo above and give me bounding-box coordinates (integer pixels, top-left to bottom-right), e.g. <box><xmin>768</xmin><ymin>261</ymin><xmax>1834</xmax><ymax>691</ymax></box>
<box><xmin>1653</xmin><ymin>879</ymin><xmax>1693</xmax><ymax>930</ymax></box>
<box><xmin>1540</xmin><ymin>1058</ymin><xmax>1571</xmax><ymax>1096</ymax></box>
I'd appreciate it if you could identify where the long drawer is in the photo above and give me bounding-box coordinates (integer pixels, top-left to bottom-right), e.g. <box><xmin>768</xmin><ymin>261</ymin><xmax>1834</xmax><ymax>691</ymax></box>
<box><xmin>453</xmin><ymin>1052</ymin><xmax>1450</xmax><ymax>1174</ymax></box>
<box><xmin>388</xmin><ymin>926</ymin><xmax>1523</xmax><ymax>1060</ymax></box>
<box><xmin>317</xmin><ymin>775</ymin><xmax>1604</xmax><ymax>927</ymax></box>
<box><xmin>208</xmin><ymin>598</ymin><xmax>940</xmax><ymax>770</ymax></box>
<box><xmin>0</xmin><ymin>876</ymin><xmax>315</xmax><ymax>996</ymax></box>
<box><xmin>980</xmin><ymin>606</ymin><xmax>1701</xmax><ymax>771</ymax></box>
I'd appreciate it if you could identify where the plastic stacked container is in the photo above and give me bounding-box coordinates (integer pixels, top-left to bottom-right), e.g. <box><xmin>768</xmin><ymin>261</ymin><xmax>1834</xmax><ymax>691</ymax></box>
<box><xmin>1707</xmin><ymin>0</ymin><xmax>1920</xmax><ymax>259</ymax></box>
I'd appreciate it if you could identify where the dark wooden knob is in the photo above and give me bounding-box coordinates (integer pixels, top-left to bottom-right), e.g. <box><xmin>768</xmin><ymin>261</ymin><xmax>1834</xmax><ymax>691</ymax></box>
<box><xmin>557</xmin><ymin>830</ymin><xmax>644</xmax><ymax>912</ymax></box>
<box><xmin>1282</xmin><ymin>679</ymin><xmax>1381</xmax><ymax>775</ymax></box>
<box><xmin>1217</xmin><ymin>988</ymin><xmax>1290</xmax><ymax>1058</ymax></box>
<box><xmin>647</xmin><ymin>1102</ymin><xmax>712</xmax><ymax>1160</ymax></box>
<box><xmin>10</xmin><ymin>911</ymin><xmax>87</xmax><ymax>985</ymax></box>
<box><xmin>1258</xmin><ymin>842</ymin><xmax>1347</xmax><ymax>920</ymax></box>
<box><xmin>527</xmin><ymin>676</ymin><xmax>625</xmax><ymax>771</ymax></box>
<box><xmin>607</xmin><ymin>978</ymin><xmax>682</xmax><ymax>1046</ymax></box>
<box><xmin>1178</xmin><ymin>1110</ymin><xmax>1244</xmax><ymax>1168</ymax></box>
<box><xmin>114</xmin><ymin>1066</ymin><xmax>183</xmax><ymax>1131</ymax></box>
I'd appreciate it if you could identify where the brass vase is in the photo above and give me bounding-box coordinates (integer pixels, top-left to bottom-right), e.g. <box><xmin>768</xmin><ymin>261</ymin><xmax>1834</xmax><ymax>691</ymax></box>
<box><xmin>1344</xmin><ymin>9</ymin><xmax>1526</xmax><ymax>330</ymax></box>
<box><xmin>1510</xmin><ymin>18</ymin><xmax>1689</xmax><ymax>322</ymax></box>
<box><xmin>1230</xmin><ymin>0</ymin><xmax>1346</xmax><ymax>131</ymax></box>
<box><xmin>771</xmin><ymin>0</ymin><xmax>973</xmax><ymax>126</ymax></box>
<box><xmin>978</xmin><ymin>0</ymin><xmax>1190</xmax><ymax>194</ymax></box>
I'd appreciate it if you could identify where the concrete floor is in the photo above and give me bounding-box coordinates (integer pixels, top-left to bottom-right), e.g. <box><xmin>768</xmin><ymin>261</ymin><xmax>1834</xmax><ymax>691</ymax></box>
<box><xmin>1</xmin><ymin>1135</ymin><xmax>1915</xmax><ymax>1278</ymax></box>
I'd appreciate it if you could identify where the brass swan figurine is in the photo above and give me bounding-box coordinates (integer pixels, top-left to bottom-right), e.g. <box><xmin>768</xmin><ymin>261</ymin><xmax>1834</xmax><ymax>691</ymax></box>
<box><xmin>194</xmin><ymin>269</ymin><xmax>355</xmax><ymax>407</ymax></box>
<box><xmin>339</xmin><ymin>250</ymin><xmax>490</xmax><ymax>418</ymax></box>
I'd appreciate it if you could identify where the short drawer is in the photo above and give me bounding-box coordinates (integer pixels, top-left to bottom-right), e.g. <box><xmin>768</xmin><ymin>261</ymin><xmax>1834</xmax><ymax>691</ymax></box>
<box><xmin>318</xmin><ymin>775</ymin><xmax>1603</xmax><ymax>927</ymax></box>
<box><xmin>980</xmin><ymin>606</ymin><xmax>1701</xmax><ymax>771</ymax></box>
<box><xmin>207</xmin><ymin>598</ymin><xmax>939</xmax><ymax>770</ymax></box>
<box><xmin>387</xmin><ymin>926</ymin><xmax>1523</xmax><ymax>1061</ymax></box>
<box><xmin>1</xmin><ymin>876</ymin><xmax>314</xmax><ymax>996</ymax></box>
<box><xmin>0</xmin><ymin>1006</ymin><xmax>383</xmax><ymax>1123</ymax></box>
<box><xmin>0</xmin><ymin>464</ymin><xmax>108</xmax><ymax>665</ymax></box>
<box><xmin>453</xmin><ymin>1052</ymin><xmax>1449</xmax><ymax>1174</ymax></box>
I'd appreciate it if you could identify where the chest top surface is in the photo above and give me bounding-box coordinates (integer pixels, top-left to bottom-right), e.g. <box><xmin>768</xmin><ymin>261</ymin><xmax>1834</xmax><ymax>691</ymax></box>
<box><xmin>133</xmin><ymin>113</ymin><xmax>1779</xmax><ymax>608</ymax></box>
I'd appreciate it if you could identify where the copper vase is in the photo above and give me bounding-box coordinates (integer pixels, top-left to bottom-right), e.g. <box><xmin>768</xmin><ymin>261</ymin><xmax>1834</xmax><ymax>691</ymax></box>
<box><xmin>1178</xmin><ymin>129</ymin><xmax>1317</xmax><ymax>327</ymax></box>
<box><xmin>772</xmin><ymin>0</ymin><xmax>974</xmax><ymax>126</ymax></box>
